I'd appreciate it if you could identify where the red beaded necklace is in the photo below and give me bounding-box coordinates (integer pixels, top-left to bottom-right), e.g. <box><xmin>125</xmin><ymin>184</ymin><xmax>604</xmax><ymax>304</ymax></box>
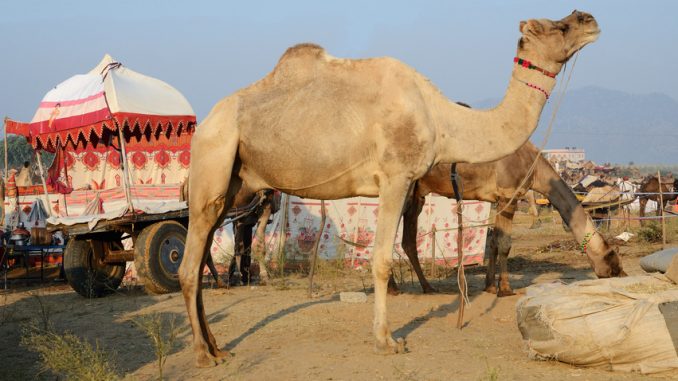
<box><xmin>513</xmin><ymin>77</ymin><xmax>550</xmax><ymax>99</ymax></box>
<box><xmin>513</xmin><ymin>57</ymin><xmax>557</xmax><ymax>99</ymax></box>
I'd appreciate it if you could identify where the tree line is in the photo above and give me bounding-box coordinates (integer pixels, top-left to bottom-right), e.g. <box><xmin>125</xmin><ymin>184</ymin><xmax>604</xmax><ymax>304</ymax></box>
<box><xmin>0</xmin><ymin>135</ymin><xmax>54</xmax><ymax>176</ymax></box>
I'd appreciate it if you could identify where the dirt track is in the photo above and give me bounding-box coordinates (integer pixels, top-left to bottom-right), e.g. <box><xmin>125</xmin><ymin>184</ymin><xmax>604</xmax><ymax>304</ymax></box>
<box><xmin>1</xmin><ymin>214</ymin><xmax>676</xmax><ymax>380</ymax></box>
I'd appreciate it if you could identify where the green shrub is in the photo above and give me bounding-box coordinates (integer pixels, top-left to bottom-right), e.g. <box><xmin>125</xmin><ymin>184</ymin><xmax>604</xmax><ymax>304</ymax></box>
<box><xmin>637</xmin><ymin>223</ymin><xmax>663</xmax><ymax>243</ymax></box>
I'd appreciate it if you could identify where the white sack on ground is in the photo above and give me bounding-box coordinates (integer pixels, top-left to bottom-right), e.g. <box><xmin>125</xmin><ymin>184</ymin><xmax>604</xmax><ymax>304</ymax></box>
<box><xmin>516</xmin><ymin>276</ymin><xmax>678</xmax><ymax>374</ymax></box>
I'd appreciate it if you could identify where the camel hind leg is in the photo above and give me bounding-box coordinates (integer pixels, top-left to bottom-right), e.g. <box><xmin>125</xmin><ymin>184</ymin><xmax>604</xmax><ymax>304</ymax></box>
<box><xmin>389</xmin><ymin>192</ymin><xmax>436</xmax><ymax>294</ymax></box>
<box><xmin>180</xmin><ymin>102</ymin><xmax>242</xmax><ymax>367</ymax></box>
<box><xmin>252</xmin><ymin>199</ymin><xmax>273</xmax><ymax>284</ymax></box>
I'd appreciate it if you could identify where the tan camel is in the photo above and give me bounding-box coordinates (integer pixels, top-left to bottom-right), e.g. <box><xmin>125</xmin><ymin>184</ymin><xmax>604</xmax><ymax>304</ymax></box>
<box><xmin>388</xmin><ymin>141</ymin><xmax>625</xmax><ymax>296</ymax></box>
<box><xmin>181</xmin><ymin>11</ymin><xmax>601</xmax><ymax>367</ymax></box>
<box><xmin>638</xmin><ymin>176</ymin><xmax>678</xmax><ymax>225</ymax></box>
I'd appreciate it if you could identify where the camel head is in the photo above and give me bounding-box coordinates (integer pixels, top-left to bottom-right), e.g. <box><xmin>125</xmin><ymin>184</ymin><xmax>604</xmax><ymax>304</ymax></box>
<box><xmin>592</xmin><ymin>246</ymin><xmax>627</xmax><ymax>278</ymax></box>
<box><xmin>517</xmin><ymin>10</ymin><xmax>600</xmax><ymax>72</ymax></box>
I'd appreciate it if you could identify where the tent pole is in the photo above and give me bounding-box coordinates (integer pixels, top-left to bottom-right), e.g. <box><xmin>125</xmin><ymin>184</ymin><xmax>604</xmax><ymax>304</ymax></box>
<box><xmin>3</xmin><ymin>117</ymin><xmax>7</xmax><ymax>183</ymax></box>
<box><xmin>117</xmin><ymin>127</ymin><xmax>135</xmax><ymax>213</ymax></box>
<box><xmin>35</xmin><ymin>151</ymin><xmax>53</xmax><ymax>216</ymax></box>
<box><xmin>2</xmin><ymin>117</ymin><xmax>7</xmax><ymax>226</ymax></box>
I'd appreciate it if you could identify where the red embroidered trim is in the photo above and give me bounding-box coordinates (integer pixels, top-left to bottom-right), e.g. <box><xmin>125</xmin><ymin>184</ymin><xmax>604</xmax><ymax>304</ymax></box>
<box><xmin>154</xmin><ymin>150</ymin><xmax>171</xmax><ymax>168</ymax></box>
<box><xmin>178</xmin><ymin>150</ymin><xmax>191</xmax><ymax>168</ymax></box>
<box><xmin>21</xmin><ymin>112</ymin><xmax>196</xmax><ymax>151</ymax></box>
<box><xmin>131</xmin><ymin>151</ymin><xmax>148</xmax><ymax>170</ymax></box>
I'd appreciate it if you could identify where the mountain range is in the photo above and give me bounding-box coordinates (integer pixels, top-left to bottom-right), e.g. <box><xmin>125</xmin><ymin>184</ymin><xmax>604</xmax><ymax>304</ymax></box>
<box><xmin>474</xmin><ymin>86</ymin><xmax>678</xmax><ymax>165</ymax></box>
<box><xmin>3</xmin><ymin>86</ymin><xmax>676</xmax><ymax>165</ymax></box>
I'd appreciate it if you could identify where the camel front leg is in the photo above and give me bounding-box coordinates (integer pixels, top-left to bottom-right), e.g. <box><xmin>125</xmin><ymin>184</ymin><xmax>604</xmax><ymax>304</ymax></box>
<box><xmin>180</xmin><ymin>121</ymin><xmax>240</xmax><ymax>367</ymax></box>
<box><xmin>181</xmin><ymin>202</ymin><xmax>232</xmax><ymax>367</ymax></box>
<box><xmin>373</xmin><ymin>179</ymin><xmax>410</xmax><ymax>354</ymax></box>
<box><xmin>495</xmin><ymin>201</ymin><xmax>516</xmax><ymax>297</ymax></box>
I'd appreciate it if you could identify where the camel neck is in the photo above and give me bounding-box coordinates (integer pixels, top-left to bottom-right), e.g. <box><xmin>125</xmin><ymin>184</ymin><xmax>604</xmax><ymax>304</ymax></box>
<box><xmin>532</xmin><ymin>157</ymin><xmax>610</xmax><ymax>258</ymax></box>
<box><xmin>430</xmin><ymin>60</ymin><xmax>557</xmax><ymax>165</ymax></box>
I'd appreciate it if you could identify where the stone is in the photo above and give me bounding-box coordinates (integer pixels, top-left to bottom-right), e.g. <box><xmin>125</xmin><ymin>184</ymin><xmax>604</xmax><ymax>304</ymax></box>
<box><xmin>340</xmin><ymin>292</ymin><xmax>368</xmax><ymax>303</ymax></box>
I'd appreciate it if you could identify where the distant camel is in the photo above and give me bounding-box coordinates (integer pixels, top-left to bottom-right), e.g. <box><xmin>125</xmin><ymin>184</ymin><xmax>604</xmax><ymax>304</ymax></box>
<box><xmin>638</xmin><ymin>176</ymin><xmax>678</xmax><ymax>225</ymax></box>
<box><xmin>180</xmin><ymin>11</ymin><xmax>601</xmax><ymax>367</ymax></box>
<box><xmin>388</xmin><ymin>142</ymin><xmax>625</xmax><ymax>296</ymax></box>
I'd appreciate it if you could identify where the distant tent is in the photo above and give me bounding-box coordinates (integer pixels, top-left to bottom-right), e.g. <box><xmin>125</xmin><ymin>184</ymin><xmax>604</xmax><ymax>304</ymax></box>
<box><xmin>5</xmin><ymin>55</ymin><xmax>195</xmax><ymax>223</ymax></box>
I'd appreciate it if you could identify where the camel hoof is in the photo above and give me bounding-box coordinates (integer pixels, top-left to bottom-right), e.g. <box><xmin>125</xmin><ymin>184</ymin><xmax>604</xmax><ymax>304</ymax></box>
<box><xmin>395</xmin><ymin>337</ymin><xmax>406</xmax><ymax>353</ymax></box>
<box><xmin>387</xmin><ymin>287</ymin><xmax>401</xmax><ymax>296</ymax></box>
<box><xmin>497</xmin><ymin>289</ymin><xmax>515</xmax><ymax>297</ymax></box>
<box><xmin>484</xmin><ymin>285</ymin><xmax>498</xmax><ymax>294</ymax></box>
<box><xmin>213</xmin><ymin>348</ymin><xmax>232</xmax><ymax>360</ymax></box>
<box><xmin>195</xmin><ymin>352</ymin><xmax>219</xmax><ymax>368</ymax></box>
<box><xmin>374</xmin><ymin>337</ymin><xmax>406</xmax><ymax>355</ymax></box>
<box><xmin>422</xmin><ymin>286</ymin><xmax>438</xmax><ymax>294</ymax></box>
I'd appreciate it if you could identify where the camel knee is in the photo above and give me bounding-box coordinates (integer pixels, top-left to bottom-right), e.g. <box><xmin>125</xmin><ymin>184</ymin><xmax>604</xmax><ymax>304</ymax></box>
<box><xmin>373</xmin><ymin>261</ymin><xmax>392</xmax><ymax>282</ymax></box>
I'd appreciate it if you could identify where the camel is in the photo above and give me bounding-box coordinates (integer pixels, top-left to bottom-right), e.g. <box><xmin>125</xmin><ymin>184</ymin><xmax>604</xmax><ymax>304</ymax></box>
<box><xmin>387</xmin><ymin>141</ymin><xmax>625</xmax><ymax>296</ymax></box>
<box><xmin>638</xmin><ymin>175</ymin><xmax>678</xmax><ymax>225</ymax></box>
<box><xmin>180</xmin><ymin>11</ymin><xmax>601</xmax><ymax>367</ymax></box>
<box><xmin>182</xmin><ymin>179</ymin><xmax>275</xmax><ymax>286</ymax></box>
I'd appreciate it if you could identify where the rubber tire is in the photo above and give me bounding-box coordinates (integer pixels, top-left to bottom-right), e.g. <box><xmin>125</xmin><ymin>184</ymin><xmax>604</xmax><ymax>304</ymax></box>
<box><xmin>64</xmin><ymin>239</ymin><xmax>125</xmax><ymax>298</ymax></box>
<box><xmin>135</xmin><ymin>221</ymin><xmax>186</xmax><ymax>294</ymax></box>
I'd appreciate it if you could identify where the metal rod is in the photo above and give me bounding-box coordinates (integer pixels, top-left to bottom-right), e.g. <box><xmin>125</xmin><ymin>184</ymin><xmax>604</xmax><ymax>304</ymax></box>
<box><xmin>308</xmin><ymin>200</ymin><xmax>326</xmax><ymax>298</ymax></box>
<box><xmin>117</xmin><ymin>126</ymin><xmax>134</xmax><ymax>212</ymax></box>
<box><xmin>456</xmin><ymin>200</ymin><xmax>466</xmax><ymax>330</ymax></box>
<box><xmin>35</xmin><ymin>151</ymin><xmax>53</xmax><ymax>216</ymax></box>
<box><xmin>430</xmin><ymin>225</ymin><xmax>436</xmax><ymax>277</ymax></box>
<box><xmin>3</xmin><ymin>117</ymin><xmax>7</xmax><ymax>184</ymax></box>
<box><xmin>276</xmin><ymin>193</ymin><xmax>289</xmax><ymax>276</ymax></box>
<box><xmin>658</xmin><ymin>171</ymin><xmax>666</xmax><ymax>249</ymax></box>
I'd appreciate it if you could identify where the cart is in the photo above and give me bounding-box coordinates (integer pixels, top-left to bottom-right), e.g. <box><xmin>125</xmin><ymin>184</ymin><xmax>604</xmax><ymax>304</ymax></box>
<box><xmin>6</xmin><ymin>55</ymin><xmax>196</xmax><ymax>297</ymax></box>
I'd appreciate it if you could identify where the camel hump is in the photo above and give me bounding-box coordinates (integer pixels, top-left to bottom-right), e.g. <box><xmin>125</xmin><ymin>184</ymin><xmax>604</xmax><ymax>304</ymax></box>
<box><xmin>266</xmin><ymin>43</ymin><xmax>332</xmax><ymax>85</ymax></box>
<box><xmin>279</xmin><ymin>43</ymin><xmax>326</xmax><ymax>61</ymax></box>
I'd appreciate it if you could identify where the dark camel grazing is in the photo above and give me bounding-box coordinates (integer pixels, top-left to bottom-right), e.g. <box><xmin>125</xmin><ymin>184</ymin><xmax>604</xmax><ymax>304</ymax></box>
<box><xmin>180</xmin><ymin>11</ymin><xmax>602</xmax><ymax>366</ymax></box>
<box><xmin>638</xmin><ymin>176</ymin><xmax>678</xmax><ymax>226</ymax></box>
<box><xmin>388</xmin><ymin>141</ymin><xmax>625</xmax><ymax>296</ymax></box>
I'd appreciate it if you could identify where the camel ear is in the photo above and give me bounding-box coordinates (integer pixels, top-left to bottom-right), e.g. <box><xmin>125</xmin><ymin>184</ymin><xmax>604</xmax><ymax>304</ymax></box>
<box><xmin>521</xmin><ymin>19</ymin><xmax>544</xmax><ymax>35</ymax></box>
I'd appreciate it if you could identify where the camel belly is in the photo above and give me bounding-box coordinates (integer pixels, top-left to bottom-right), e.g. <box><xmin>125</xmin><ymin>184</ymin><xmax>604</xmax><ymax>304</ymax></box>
<box><xmin>238</xmin><ymin>157</ymin><xmax>381</xmax><ymax>199</ymax></box>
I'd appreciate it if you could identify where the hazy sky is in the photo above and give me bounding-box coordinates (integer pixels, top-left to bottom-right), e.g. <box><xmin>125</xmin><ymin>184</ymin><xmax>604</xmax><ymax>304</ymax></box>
<box><xmin>2</xmin><ymin>0</ymin><xmax>677</xmax><ymax>122</ymax></box>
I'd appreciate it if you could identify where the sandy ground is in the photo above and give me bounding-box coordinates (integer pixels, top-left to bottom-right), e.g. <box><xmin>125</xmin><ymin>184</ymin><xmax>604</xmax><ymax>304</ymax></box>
<box><xmin>1</xmin><ymin>213</ymin><xmax>676</xmax><ymax>381</ymax></box>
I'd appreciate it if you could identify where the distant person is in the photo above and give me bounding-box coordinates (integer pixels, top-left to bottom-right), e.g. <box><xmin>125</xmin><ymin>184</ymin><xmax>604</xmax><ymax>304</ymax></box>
<box><xmin>16</xmin><ymin>161</ymin><xmax>33</xmax><ymax>186</ymax></box>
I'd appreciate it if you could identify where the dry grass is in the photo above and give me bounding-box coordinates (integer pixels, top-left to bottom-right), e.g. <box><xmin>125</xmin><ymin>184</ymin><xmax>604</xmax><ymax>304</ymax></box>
<box><xmin>21</xmin><ymin>323</ymin><xmax>120</xmax><ymax>381</ymax></box>
<box><xmin>623</xmin><ymin>281</ymin><xmax>678</xmax><ymax>294</ymax></box>
<box><xmin>133</xmin><ymin>313</ymin><xmax>179</xmax><ymax>381</ymax></box>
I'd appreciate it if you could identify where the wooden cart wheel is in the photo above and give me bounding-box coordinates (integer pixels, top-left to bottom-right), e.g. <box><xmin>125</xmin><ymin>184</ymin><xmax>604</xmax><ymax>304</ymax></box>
<box><xmin>63</xmin><ymin>239</ymin><xmax>125</xmax><ymax>298</ymax></box>
<box><xmin>135</xmin><ymin>221</ymin><xmax>186</xmax><ymax>294</ymax></box>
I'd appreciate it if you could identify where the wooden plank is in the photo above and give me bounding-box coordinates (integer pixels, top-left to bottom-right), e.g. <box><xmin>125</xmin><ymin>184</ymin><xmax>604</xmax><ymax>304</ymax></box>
<box><xmin>52</xmin><ymin>209</ymin><xmax>189</xmax><ymax>236</ymax></box>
